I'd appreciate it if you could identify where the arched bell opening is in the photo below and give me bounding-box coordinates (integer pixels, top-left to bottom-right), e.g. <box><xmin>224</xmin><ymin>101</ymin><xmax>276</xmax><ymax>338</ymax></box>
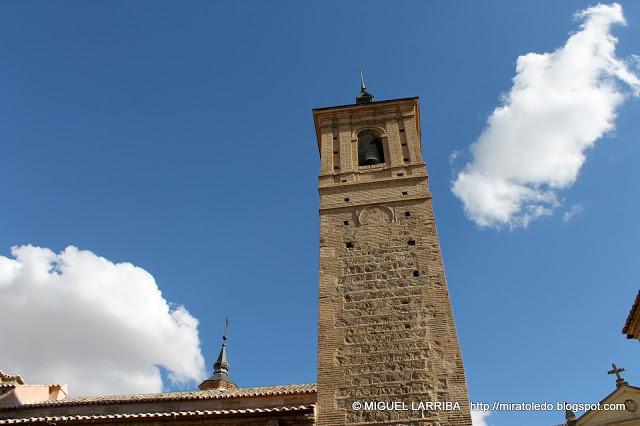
<box><xmin>357</xmin><ymin>131</ymin><xmax>385</xmax><ymax>166</ymax></box>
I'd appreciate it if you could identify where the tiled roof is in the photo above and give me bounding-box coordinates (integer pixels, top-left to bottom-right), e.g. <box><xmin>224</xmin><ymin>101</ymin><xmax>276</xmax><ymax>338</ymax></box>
<box><xmin>0</xmin><ymin>404</ymin><xmax>315</xmax><ymax>424</ymax></box>
<box><xmin>0</xmin><ymin>373</ymin><xmax>24</xmax><ymax>386</ymax></box>
<box><xmin>623</xmin><ymin>290</ymin><xmax>640</xmax><ymax>338</ymax></box>
<box><xmin>1</xmin><ymin>384</ymin><xmax>317</xmax><ymax>410</ymax></box>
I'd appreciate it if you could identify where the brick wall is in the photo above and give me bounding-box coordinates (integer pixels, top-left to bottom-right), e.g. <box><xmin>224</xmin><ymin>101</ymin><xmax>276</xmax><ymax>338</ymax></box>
<box><xmin>314</xmin><ymin>98</ymin><xmax>471</xmax><ymax>426</ymax></box>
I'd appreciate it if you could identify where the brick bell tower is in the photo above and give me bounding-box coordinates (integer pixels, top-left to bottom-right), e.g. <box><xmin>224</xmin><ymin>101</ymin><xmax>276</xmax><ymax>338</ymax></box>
<box><xmin>313</xmin><ymin>76</ymin><xmax>471</xmax><ymax>426</ymax></box>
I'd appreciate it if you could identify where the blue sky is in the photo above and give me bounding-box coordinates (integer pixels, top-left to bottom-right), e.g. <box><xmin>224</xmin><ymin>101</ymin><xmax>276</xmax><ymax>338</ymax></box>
<box><xmin>1</xmin><ymin>1</ymin><xmax>639</xmax><ymax>425</ymax></box>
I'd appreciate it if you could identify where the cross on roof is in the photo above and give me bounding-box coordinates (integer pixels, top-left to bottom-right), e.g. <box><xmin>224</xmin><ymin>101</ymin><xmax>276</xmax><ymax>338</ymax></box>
<box><xmin>607</xmin><ymin>363</ymin><xmax>627</xmax><ymax>387</ymax></box>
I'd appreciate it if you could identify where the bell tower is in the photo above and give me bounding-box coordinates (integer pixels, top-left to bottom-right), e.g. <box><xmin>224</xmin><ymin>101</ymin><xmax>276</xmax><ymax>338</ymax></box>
<box><xmin>313</xmin><ymin>84</ymin><xmax>471</xmax><ymax>425</ymax></box>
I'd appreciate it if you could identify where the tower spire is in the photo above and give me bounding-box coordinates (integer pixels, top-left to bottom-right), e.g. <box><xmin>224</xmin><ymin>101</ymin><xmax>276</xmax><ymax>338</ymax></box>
<box><xmin>198</xmin><ymin>317</ymin><xmax>237</xmax><ymax>391</ymax></box>
<box><xmin>356</xmin><ymin>66</ymin><xmax>374</xmax><ymax>104</ymax></box>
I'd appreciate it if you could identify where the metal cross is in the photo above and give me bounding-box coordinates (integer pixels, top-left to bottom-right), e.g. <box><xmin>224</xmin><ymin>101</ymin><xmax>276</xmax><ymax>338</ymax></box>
<box><xmin>607</xmin><ymin>363</ymin><xmax>626</xmax><ymax>386</ymax></box>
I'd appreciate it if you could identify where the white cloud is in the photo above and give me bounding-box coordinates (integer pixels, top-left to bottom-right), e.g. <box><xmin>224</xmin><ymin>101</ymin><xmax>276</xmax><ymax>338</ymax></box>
<box><xmin>452</xmin><ymin>3</ymin><xmax>639</xmax><ymax>229</ymax></box>
<box><xmin>0</xmin><ymin>245</ymin><xmax>206</xmax><ymax>396</ymax></box>
<box><xmin>562</xmin><ymin>204</ymin><xmax>584</xmax><ymax>222</ymax></box>
<box><xmin>471</xmin><ymin>409</ymin><xmax>491</xmax><ymax>426</ymax></box>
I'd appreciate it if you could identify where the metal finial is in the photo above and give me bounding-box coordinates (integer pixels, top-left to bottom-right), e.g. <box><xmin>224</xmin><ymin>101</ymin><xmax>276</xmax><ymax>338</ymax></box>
<box><xmin>198</xmin><ymin>316</ymin><xmax>237</xmax><ymax>390</ymax></box>
<box><xmin>223</xmin><ymin>316</ymin><xmax>230</xmax><ymax>343</ymax></box>
<box><xmin>211</xmin><ymin>318</ymin><xmax>231</xmax><ymax>379</ymax></box>
<box><xmin>356</xmin><ymin>66</ymin><xmax>374</xmax><ymax>104</ymax></box>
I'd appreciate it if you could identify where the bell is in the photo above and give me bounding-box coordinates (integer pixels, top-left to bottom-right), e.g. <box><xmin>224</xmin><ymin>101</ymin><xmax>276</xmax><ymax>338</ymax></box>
<box><xmin>357</xmin><ymin>133</ymin><xmax>385</xmax><ymax>166</ymax></box>
<box><xmin>363</xmin><ymin>144</ymin><xmax>380</xmax><ymax>165</ymax></box>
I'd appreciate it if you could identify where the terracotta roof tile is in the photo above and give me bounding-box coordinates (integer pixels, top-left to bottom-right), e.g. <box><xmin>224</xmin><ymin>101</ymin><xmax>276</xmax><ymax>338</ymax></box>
<box><xmin>0</xmin><ymin>404</ymin><xmax>315</xmax><ymax>424</ymax></box>
<box><xmin>1</xmin><ymin>384</ymin><xmax>316</xmax><ymax>410</ymax></box>
<box><xmin>0</xmin><ymin>373</ymin><xmax>24</xmax><ymax>386</ymax></box>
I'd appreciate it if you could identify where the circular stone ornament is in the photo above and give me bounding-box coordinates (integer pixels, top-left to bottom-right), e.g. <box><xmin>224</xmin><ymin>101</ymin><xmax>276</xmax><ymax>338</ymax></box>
<box><xmin>625</xmin><ymin>399</ymin><xmax>638</xmax><ymax>412</ymax></box>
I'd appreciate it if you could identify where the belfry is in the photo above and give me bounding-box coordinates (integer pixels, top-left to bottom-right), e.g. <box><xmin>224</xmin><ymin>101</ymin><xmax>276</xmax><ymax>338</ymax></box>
<box><xmin>313</xmin><ymin>81</ymin><xmax>472</xmax><ymax>425</ymax></box>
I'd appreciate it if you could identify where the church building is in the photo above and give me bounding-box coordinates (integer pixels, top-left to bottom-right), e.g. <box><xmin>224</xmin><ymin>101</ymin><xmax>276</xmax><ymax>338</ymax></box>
<box><xmin>561</xmin><ymin>365</ymin><xmax>640</xmax><ymax>425</ymax></box>
<box><xmin>0</xmin><ymin>84</ymin><xmax>472</xmax><ymax>426</ymax></box>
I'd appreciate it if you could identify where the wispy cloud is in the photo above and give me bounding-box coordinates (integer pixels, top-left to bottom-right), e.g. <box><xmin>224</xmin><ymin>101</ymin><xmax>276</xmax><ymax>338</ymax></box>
<box><xmin>449</xmin><ymin>149</ymin><xmax>462</xmax><ymax>165</ymax></box>
<box><xmin>452</xmin><ymin>3</ymin><xmax>639</xmax><ymax>229</ymax></box>
<box><xmin>0</xmin><ymin>245</ymin><xmax>206</xmax><ymax>396</ymax></box>
<box><xmin>562</xmin><ymin>204</ymin><xmax>584</xmax><ymax>222</ymax></box>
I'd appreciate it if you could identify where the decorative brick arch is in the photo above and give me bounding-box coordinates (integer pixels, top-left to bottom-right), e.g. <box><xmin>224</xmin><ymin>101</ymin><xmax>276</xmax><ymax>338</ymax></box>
<box><xmin>358</xmin><ymin>205</ymin><xmax>394</xmax><ymax>226</ymax></box>
<box><xmin>353</xmin><ymin>127</ymin><xmax>389</xmax><ymax>167</ymax></box>
<box><xmin>351</xmin><ymin>126</ymin><xmax>387</xmax><ymax>140</ymax></box>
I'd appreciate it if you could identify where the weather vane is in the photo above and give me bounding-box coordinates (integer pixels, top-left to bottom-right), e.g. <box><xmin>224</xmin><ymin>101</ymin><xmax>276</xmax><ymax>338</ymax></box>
<box><xmin>223</xmin><ymin>316</ymin><xmax>230</xmax><ymax>343</ymax></box>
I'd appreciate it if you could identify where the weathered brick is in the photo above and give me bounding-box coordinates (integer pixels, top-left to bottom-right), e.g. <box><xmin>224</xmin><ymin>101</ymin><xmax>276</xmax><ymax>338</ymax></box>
<box><xmin>313</xmin><ymin>97</ymin><xmax>471</xmax><ymax>426</ymax></box>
